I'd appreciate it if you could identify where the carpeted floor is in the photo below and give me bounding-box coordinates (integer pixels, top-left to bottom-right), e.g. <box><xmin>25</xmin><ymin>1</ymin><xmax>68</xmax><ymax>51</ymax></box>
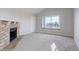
<box><xmin>13</xmin><ymin>33</ymin><xmax>78</xmax><ymax>51</ymax></box>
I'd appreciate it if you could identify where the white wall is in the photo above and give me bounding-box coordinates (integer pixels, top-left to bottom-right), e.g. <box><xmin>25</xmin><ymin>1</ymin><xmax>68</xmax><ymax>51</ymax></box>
<box><xmin>0</xmin><ymin>9</ymin><xmax>35</xmax><ymax>35</ymax></box>
<box><xmin>20</xmin><ymin>16</ymin><xmax>35</xmax><ymax>35</ymax></box>
<box><xmin>74</xmin><ymin>9</ymin><xmax>79</xmax><ymax>48</ymax></box>
<box><xmin>35</xmin><ymin>8</ymin><xmax>74</xmax><ymax>37</ymax></box>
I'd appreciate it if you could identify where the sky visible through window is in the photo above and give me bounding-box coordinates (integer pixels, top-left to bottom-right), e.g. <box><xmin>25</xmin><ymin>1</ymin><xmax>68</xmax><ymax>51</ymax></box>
<box><xmin>45</xmin><ymin>16</ymin><xmax>59</xmax><ymax>24</ymax></box>
<box><xmin>44</xmin><ymin>16</ymin><xmax>60</xmax><ymax>29</ymax></box>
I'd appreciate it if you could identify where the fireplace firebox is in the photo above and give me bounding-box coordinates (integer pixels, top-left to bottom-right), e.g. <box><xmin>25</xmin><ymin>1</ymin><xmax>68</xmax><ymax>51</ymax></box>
<box><xmin>10</xmin><ymin>28</ymin><xmax>17</xmax><ymax>42</ymax></box>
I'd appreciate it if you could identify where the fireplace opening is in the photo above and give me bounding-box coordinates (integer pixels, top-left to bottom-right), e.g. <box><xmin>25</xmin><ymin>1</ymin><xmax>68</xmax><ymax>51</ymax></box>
<box><xmin>10</xmin><ymin>28</ymin><xmax>17</xmax><ymax>42</ymax></box>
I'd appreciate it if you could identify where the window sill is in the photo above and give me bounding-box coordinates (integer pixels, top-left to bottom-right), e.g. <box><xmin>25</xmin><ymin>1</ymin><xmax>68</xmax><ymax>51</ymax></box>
<box><xmin>42</xmin><ymin>27</ymin><xmax>61</xmax><ymax>30</ymax></box>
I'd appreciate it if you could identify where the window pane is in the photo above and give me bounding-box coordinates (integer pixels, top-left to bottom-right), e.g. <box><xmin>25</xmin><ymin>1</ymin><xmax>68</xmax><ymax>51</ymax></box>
<box><xmin>45</xmin><ymin>16</ymin><xmax>51</xmax><ymax>24</ymax></box>
<box><xmin>51</xmin><ymin>16</ymin><xmax>60</xmax><ymax>28</ymax></box>
<box><xmin>43</xmin><ymin>16</ymin><xmax>60</xmax><ymax>29</ymax></box>
<box><xmin>45</xmin><ymin>16</ymin><xmax>52</xmax><ymax>28</ymax></box>
<box><xmin>52</xmin><ymin>16</ymin><xmax>59</xmax><ymax>23</ymax></box>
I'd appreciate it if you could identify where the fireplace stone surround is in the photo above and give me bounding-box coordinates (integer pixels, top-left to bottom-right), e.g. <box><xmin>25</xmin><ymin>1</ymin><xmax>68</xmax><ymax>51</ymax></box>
<box><xmin>0</xmin><ymin>20</ymin><xmax>20</xmax><ymax>50</ymax></box>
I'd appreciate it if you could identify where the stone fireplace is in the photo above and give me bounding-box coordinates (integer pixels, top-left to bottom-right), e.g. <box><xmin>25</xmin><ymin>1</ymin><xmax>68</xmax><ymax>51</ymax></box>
<box><xmin>0</xmin><ymin>20</ymin><xmax>20</xmax><ymax>50</ymax></box>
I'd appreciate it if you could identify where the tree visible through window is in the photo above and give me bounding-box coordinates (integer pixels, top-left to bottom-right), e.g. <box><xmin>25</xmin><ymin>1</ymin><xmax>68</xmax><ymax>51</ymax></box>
<box><xmin>42</xmin><ymin>16</ymin><xmax>60</xmax><ymax>29</ymax></box>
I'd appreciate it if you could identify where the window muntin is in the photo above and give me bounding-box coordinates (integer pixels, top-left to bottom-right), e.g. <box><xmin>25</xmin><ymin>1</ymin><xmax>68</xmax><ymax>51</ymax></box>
<box><xmin>42</xmin><ymin>16</ymin><xmax>60</xmax><ymax>29</ymax></box>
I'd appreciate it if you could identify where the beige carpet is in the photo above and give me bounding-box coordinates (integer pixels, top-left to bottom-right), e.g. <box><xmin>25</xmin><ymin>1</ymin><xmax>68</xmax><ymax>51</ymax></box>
<box><xmin>12</xmin><ymin>33</ymin><xmax>78</xmax><ymax>51</ymax></box>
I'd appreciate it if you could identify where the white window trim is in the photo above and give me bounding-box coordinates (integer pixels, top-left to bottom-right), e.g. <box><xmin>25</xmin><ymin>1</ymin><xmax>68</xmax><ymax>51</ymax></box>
<box><xmin>42</xmin><ymin>15</ymin><xmax>61</xmax><ymax>30</ymax></box>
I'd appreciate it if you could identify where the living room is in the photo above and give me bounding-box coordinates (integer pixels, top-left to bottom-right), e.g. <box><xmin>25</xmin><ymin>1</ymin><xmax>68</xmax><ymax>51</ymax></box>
<box><xmin>0</xmin><ymin>8</ymin><xmax>79</xmax><ymax>51</ymax></box>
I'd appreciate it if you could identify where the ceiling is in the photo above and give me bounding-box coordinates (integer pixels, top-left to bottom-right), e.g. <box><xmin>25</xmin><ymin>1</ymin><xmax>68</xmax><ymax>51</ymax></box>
<box><xmin>17</xmin><ymin>8</ymin><xmax>45</xmax><ymax>15</ymax></box>
<box><xmin>0</xmin><ymin>8</ymin><xmax>45</xmax><ymax>16</ymax></box>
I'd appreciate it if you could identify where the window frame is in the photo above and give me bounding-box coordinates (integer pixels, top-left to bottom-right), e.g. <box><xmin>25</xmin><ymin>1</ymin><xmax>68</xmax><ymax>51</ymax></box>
<box><xmin>42</xmin><ymin>15</ymin><xmax>61</xmax><ymax>30</ymax></box>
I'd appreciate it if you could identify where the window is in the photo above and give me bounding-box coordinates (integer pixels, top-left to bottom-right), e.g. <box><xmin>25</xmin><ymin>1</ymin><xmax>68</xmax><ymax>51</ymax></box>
<box><xmin>42</xmin><ymin>16</ymin><xmax>60</xmax><ymax>29</ymax></box>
